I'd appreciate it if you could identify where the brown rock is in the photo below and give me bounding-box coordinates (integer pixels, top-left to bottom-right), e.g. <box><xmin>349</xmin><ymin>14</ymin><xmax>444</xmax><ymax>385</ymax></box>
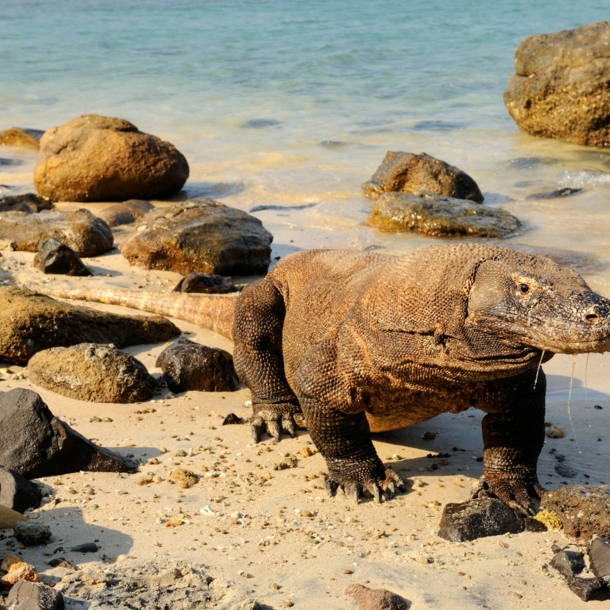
<box><xmin>541</xmin><ymin>485</ymin><xmax>610</xmax><ymax>540</ymax></box>
<box><xmin>0</xmin><ymin>194</ymin><xmax>53</xmax><ymax>214</ymax></box>
<box><xmin>95</xmin><ymin>199</ymin><xmax>155</xmax><ymax>227</ymax></box>
<box><xmin>367</xmin><ymin>191</ymin><xmax>520</xmax><ymax>238</ymax></box>
<box><xmin>345</xmin><ymin>584</ymin><xmax>408</xmax><ymax>610</ymax></box>
<box><xmin>120</xmin><ymin>199</ymin><xmax>272</xmax><ymax>275</ymax></box>
<box><xmin>0</xmin><ymin>209</ymin><xmax>113</xmax><ymax>257</ymax></box>
<box><xmin>504</xmin><ymin>21</ymin><xmax>610</xmax><ymax>147</ymax></box>
<box><xmin>28</xmin><ymin>344</ymin><xmax>155</xmax><ymax>403</ymax></box>
<box><xmin>0</xmin><ymin>128</ymin><xmax>44</xmax><ymax>149</ymax></box>
<box><xmin>172</xmin><ymin>272</ymin><xmax>237</xmax><ymax>294</ymax></box>
<box><xmin>363</xmin><ymin>151</ymin><xmax>483</xmax><ymax>203</ymax></box>
<box><xmin>1</xmin><ymin>564</ymin><xmax>40</xmax><ymax>587</ymax></box>
<box><xmin>33</xmin><ymin>238</ymin><xmax>91</xmax><ymax>277</ymax></box>
<box><xmin>0</xmin><ymin>286</ymin><xmax>180</xmax><ymax>364</ymax></box>
<box><xmin>34</xmin><ymin>114</ymin><xmax>189</xmax><ymax>202</ymax></box>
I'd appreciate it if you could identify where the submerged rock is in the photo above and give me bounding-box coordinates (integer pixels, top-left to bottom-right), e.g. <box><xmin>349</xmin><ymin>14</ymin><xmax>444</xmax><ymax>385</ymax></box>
<box><xmin>541</xmin><ymin>485</ymin><xmax>610</xmax><ymax>540</ymax></box>
<box><xmin>437</xmin><ymin>498</ymin><xmax>524</xmax><ymax>541</ymax></box>
<box><xmin>0</xmin><ymin>194</ymin><xmax>53</xmax><ymax>213</ymax></box>
<box><xmin>28</xmin><ymin>343</ymin><xmax>156</xmax><ymax>403</ymax></box>
<box><xmin>156</xmin><ymin>339</ymin><xmax>240</xmax><ymax>393</ymax></box>
<box><xmin>345</xmin><ymin>584</ymin><xmax>409</xmax><ymax>610</ymax></box>
<box><xmin>34</xmin><ymin>237</ymin><xmax>91</xmax><ymax>276</ymax></box>
<box><xmin>0</xmin><ymin>286</ymin><xmax>180</xmax><ymax>364</ymax></box>
<box><xmin>505</xmin><ymin>21</ymin><xmax>610</xmax><ymax>147</ymax></box>
<box><xmin>367</xmin><ymin>191</ymin><xmax>520</xmax><ymax>238</ymax></box>
<box><xmin>363</xmin><ymin>151</ymin><xmax>483</xmax><ymax>203</ymax></box>
<box><xmin>120</xmin><ymin>199</ymin><xmax>273</xmax><ymax>275</ymax></box>
<box><xmin>34</xmin><ymin>114</ymin><xmax>189</xmax><ymax>202</ymax></box>
<box><xmin>0</xmin><ymin>209</ymin><xmax>113</xmax><ymax>257</ymax></box>
<box><xmin>0</xmin><ymin>388</ymin><xmax>138</xmax><ymax>477</ymax></box>
<box><xmin>0</xmin><ymin>466</ymin><xmax>42</xmax><ymax>513</ymax></box>
<box><xmin>95</xmin><ymin>199</ymin><xmax>155</xmax><ymax>227</ymax></box>
<box><xmin>0</xmin><ymin>127</ymin><xmax>44</xmax><ymax>149</ymax></box>
<box><xmin>172</xmin><ymin>272</ymin><xmax>237</xmax><ymax>294</ymax></box>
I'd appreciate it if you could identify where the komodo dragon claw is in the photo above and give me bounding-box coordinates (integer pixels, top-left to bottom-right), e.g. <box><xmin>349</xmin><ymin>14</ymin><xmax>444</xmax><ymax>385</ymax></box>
<box><xmin>325</xmin><ymin>467</ymin><xmax>406</xmax><ymax>504</ymax></box>
<box><xmin>251</xmin><ymin>407</ymin><xmax>307</xmax><ymax>443</ymax></box>
<box><xmin>471</xmin><ymin>476</ymin><xmax>546</xmax><ymax>517</ymax></box>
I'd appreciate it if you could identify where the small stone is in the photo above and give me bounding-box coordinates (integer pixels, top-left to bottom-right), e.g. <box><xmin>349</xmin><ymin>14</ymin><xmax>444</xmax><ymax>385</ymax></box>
<box><xmin>589</xmin><ymin>536</ymin><xmax>610</xmax><ymax>583</ymax></box>
<box><xmin>169</xmin><ymin>469</ymin><xmax>198</xmax><ymax>489</ymax></box>
<box><xmin>547</xmin><ymin>425</ymin><xmax>565</xmax><ymax>438</ymax></box>
<box><xmin>70</xmin><ymin>542</ymin><xmax>98</xmax><ymax>553</ymax></box>
<box><xmin>550</xmin><ymin>544</ymin><xmax>605</xmax><ymax>602</ymax></box>
<box><xmin>422</xmin><ymin>432</ymin><xmax>437</xmax><ymax>440</ymax></box>
<box><xmin>594</xmin><ymin>405</ymin><xmax>603</xmax><ymax>410</ymax></box>
<box><xmin>33</xmin><ymin>237</ymin><xmax>91</xmax><ymax>277</ymax></box>
<box><xmin>299</xmin><ymin>446</ymin><xmax>313</xmax><ymax>458</ymax></box>
<box><xmin>5</xmin><ymin>579</ymin><xmax>65</xmax><ymax>610</ymax></box>
<box><xmin>273</xmin><ymin>457</ymin><xmax>296</xmax><ymax>471</ymax></box>
<box><xmin>345</xmin><ymin>583</ymin><xmax>408</xmax><ymax>610</ymax></box>
<box><xmin>13</xmin><ymin>521</ymin><xmax>52</xmax><ymax>546</ymax></box>
<box><xmin>172</xmin><ymin>272</ymin><xmax>237</xmax><ymax>294</ymax></box>
<box><xmin>555</xmin><ymin>464</ymin><xmax>577</xmax><ymax>478</ymax></box>
<box><xmin>1</xmin><ymin>563</ymin><xmax>40</xmax><ymax>586</ymax></box>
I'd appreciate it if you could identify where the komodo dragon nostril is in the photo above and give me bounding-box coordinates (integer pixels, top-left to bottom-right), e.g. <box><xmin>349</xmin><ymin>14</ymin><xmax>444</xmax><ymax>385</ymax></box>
<box><xmin>584</xmin><ymin>308</ymin><xmax>600</xmax><ymax>324</ymax></box>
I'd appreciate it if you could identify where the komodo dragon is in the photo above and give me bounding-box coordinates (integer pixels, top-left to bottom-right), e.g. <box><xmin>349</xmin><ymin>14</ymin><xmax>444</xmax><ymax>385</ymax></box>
<box><xmin>39</xmin><ymin>244</ymin><xmax>610</xmax><ymax>513</ymax></box>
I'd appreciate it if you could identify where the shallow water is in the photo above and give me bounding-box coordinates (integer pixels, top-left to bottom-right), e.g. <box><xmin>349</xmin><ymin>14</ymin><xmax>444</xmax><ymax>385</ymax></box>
<box><xmin>1</xmin><ymin>1</ymin><xmax>610</xmax><ymax>288</ymax></box>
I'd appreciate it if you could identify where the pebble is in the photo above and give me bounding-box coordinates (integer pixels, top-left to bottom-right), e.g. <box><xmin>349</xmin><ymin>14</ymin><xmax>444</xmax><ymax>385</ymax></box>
<box><xmin>70</xmin><ymin>542</ymin><xmax>98</xmax><ymax>553</ymax></box>
<box><xmin>547</xmin><ymin>425</ymin><xmax>565</xmax><ymax>439</ymax></box>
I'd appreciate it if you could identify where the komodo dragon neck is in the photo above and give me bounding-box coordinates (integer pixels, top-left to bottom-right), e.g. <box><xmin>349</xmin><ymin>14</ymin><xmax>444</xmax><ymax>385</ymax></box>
<box><xmin>36</xmin><ymin>285</ymin><xmax>238</xmax><ymax>340</ymax></box>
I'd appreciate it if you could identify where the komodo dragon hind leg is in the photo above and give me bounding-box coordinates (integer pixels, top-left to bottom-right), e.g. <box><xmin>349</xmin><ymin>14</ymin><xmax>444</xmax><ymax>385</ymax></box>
<box><xmin>232</xmin><ymin>278</ymin><xmax>305</xmax><ymax>443</ymax></box>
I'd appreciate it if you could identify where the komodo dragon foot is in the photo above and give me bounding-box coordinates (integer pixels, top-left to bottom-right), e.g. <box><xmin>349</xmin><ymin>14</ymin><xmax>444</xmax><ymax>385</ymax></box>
<box><xmin>471</xmin><ymin>472</ymin><xmax>546</xmax><ymax>517</ymax></box>
<box><xmin>251</xmin><ymin>403</ymin><xmax>307</xmax><ymax>443</ymax></box>
<box><xmin>325</xmin><ymin>458</ymin><xmax>406</xmax><ymax>503</ymax></box>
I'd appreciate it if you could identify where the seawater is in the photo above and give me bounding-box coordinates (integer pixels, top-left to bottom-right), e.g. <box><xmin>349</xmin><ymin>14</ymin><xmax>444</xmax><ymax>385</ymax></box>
<box><xmin>1</xmin><ymin>0</ymin><xmax>610</xmax><ymax>287</ymax></box>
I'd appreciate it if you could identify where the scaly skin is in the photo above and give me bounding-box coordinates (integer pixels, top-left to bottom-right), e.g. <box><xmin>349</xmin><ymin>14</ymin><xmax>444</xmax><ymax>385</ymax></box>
<box><xmin>38</xmin><ymin>245</ymin><xmax>610</xmax><ymax>512</ymax></box>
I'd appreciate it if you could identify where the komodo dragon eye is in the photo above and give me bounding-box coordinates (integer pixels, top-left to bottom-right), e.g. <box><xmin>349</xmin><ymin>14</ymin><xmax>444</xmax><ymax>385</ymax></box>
<box><xmin>519</xmin><ymin>284</ymin><xmax>530</xmax><ymax>294</ymax></box>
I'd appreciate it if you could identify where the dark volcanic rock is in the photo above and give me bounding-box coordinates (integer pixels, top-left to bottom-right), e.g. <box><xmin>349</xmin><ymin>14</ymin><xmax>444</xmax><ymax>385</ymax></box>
<box><xmin>526</xmin><ymin>187</ymin><xmax>582</xmax><ymax>200</ymax></box>
<box><xmin>0</xmin><ymin>466</ymin><xmax>42</xmax><ymax>513</ymax></box>
<box><xmin>363</xmin><ymin>151</ymin><xmax>483</xmax><ymax>203</ymax></box>
<box><xmin>368</xmin><ymin>191</ymin><xmax>520</xmax><ymax>238</ymax></box>
<box><xmin>34</xmin><ymin>238</ymin><xmax>91</xmax><ymax>277</ymax></box>
<box><xmin>120</xmin><ymin>199</ymin><xmax>273</xmax><ymax>276</ymax></box>
<box><xmin>0</xmin><ymin>286</ymin><xmax>180</xmax><ymax>364</ymax></box>
<box><xmin>0</xmin><ymin>194</ymin><xmax>53</xmax><ymax>213</ymax></box>
<box><xmin>6</xmin><ymin>579</ymin><xmax>65</xmax><ymax>610</ymax></box>
<box><xmin>344</xmin><ymin>584</ymin><xmax>408</xmax><ymax>610</ymax></box>
<box><xmin>0</xmin><ymin>127</ymin><xmax>44</xmax><ymax>149</ymax></box>
<box><xmin>437</xmin><ymin>498</ymin><xmax>524</xmax><ymax>541</ymax></box>
<box><xmin>156</xmin><ymin>339</ymin><xmax>240</xmax><ymax>393</ymax></box>
<box><xmin>70</xmin><ymin>542</ymin><xmax>99</xmax><ymax>553</ymax></box>
<box><xmin>541</xmin><ymin>485</ymin><xmax>610</xmax><ymax>540</ymax></box>
<box><xmin>95</xmin><ymin>199</ymin><xmax>155</xmax><ymax>227</ymax></box>
<box><xmin>34</xmin><ymin>114</ymin><xmax>189</xmax><ymax>202</ymax></box>
<box><xmin>14</xmin><ymin>521</ymin><xmax>52</xmax><ymax>546</ymax></box>
<box><xmin>28</xmin><ymin>343</ymin><xmax>155</xmax><ymax>403</ymax></box>
<box><xmin>0</xmin><ymin>388</ymin><xmax>138</xmax><ymax>478</ymax></box>
<box><xmin>504</xmin><ymin>21</ymin><xmax>610</xmax><ymax>147</ymax></box>
<box><xmin>172</xmin><ymin>272</ymin><xmax>237</xmax><ymax>294</ymax></box>
<box><xmin>0</xmin><ymin>209</ymin><xmax>113</xmax><ymax>257</ymax></box>
<box><xmin>550</xmin><ymin>544</ymin><xmax>606</xmax><ymax>602</ymax></box>
<box><xmin>590</xmin><ymin>536</ymin><xmax>610</xmax><ymax>583</ymax></box>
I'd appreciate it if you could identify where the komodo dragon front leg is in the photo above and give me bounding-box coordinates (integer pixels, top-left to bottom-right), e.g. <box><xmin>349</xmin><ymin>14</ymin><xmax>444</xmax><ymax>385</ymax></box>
<box><xmin>472</xmin><ymin>368</ymin><xmax>546</xmax><ymax>515</ymax></box>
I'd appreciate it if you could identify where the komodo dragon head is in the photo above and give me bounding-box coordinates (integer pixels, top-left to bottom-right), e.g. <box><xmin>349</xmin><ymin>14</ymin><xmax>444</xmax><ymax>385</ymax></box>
<box><xmin>466</xmin><ymin>248</ymin><xmax>610</xmax><ymax>355</ymax></box>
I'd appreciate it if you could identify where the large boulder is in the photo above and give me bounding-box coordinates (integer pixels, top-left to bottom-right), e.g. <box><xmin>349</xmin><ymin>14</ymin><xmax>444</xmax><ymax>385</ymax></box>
<box><xmin>0</xmin><ymin>209</ymin><xmax>113</xmax><ymax>256</ymax></box>
<box><xmin>120</xmin><ymin>199</ymin><xmax>273</xmax><ymax>275</ymax></box>
<box><xmin>0</xmin><ymin>388</ymin><xmax>137</xmax><ymax>478</ymax></box>
<box><xmin>504</xmin><ymin>21</ymin><xmax>610</xmax><ymax>147</ymax></box>
<box><xmin>367</xmin><ymin>191</ymin><xmax>520</xmax><ymax>238</ymax></box>
<box><xmin>362</xmin><ymin>151</ymin><xmax>483</xmax><ymax>203</ymax></box>
<box><xmin>0</xmin><ymin>286</ymin><xmax>180</xmax><ymax>364</ymax></box>
<box><xmin>0</xmin><ymin>127</ymin><xmax>44</xmax><ymax>149</ymax></box>
<box><xmin>95</xmin><ymin>199</ymin><xmax>155</xmax><ymax>227</ymax></box>
<box><xmin>28</xmin><ymin>343</ymin><xmax>156</xmax><ymax>403</ymax></box>
<box><xmin>34</xmin><ymin>114</ymin><xmax>189</xmax><ymax>202</ymax></box>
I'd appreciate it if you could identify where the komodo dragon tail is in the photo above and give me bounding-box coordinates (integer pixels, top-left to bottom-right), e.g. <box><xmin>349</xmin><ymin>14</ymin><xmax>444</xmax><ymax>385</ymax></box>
<box><xmin>37</xmin><ymin>285</ymin><xmax>239</xmax><ymax>340</ymax></box>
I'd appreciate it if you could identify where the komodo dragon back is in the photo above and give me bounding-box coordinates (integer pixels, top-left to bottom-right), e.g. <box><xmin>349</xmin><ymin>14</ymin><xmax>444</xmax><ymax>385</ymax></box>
<box><xmin>37</xmin><ymin>285</ymin><xmax>238</xmax><ymax>340</ymax></box>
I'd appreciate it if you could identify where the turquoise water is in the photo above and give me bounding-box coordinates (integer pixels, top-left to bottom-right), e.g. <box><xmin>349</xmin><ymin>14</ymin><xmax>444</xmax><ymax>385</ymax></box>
<box><xmin>1</xmin><ymin>1</ymin><xmax>610</xmax><ymax>284</ymax></box>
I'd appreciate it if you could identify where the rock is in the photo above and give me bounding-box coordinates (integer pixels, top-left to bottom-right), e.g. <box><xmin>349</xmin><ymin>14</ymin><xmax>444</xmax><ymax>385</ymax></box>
<box><xmin>169</xmin><ymin>469</ymin><xmax>198</xmax><ymax>489</ymax></box>
<box><xmin>0</xmin><ymin>286</ymin><xmax>179</xmax><ymax>364</ymax></box>
<box><xmin>70</xmin><ymin>543</ymin><xmax>98</xmax><ymax>553</ymax></box>
<box><xmin>555</xmin><ymin>464</ymin><xmax>577</xmax><ymax>478</ymax></box>
<box><xmin>437</xmin><ymin>498</ymin><xmax>524</xmax><ymax>542</ymax></box>
<box><xmin>33</xmin><ymin>238</ymin><xmax>91</xmax><ymax>277</ymax></box>
<box><xmin>56</xmin><ymin>560</ymin><xmax>212</xmax><ymax>609</ymax></box>
<box><xmin>0</xmin><ymin>195</ymin><xmax>53</xmax><ymax>214</ymax></box>
<box><xmin>0</xmin><ymin>467</ymin><xmax>42</xmax><ymax>513</ymax></box>
<box><xmin>95</xmin><ymin>199</ymin><xmax>155</xmax><ymax>227</ymax></box>
<box><xmin>523</xmin><ymin>516</ymin><xmax>548</xmax><ymax>532</ymax></box>
<box><xmin>34</xmin><ymin>114</ymin><xmax>189</xmax><ymax>202</ymax></box>
<box><xmin>0</xmin><ymin>128</ymin><xmax>44</xmax><ymax>149</ymax></box>
<box><xmin>120</xmin><ymin>199</ymin><xmax>272</xmax><ymax>275</ymax></box>
<box><xmin>550</xmin><ymin>544</ymin><xmax>605</xmax><ymax>602</ymax></box>
<box><xmin>546</xmin><ymin>425</ymin><xmax>565</xmax><ymax>438</ymax></box>
<box><xmin>504</xmin><ymin>21</ymin><xmax>610</xmax><ymax>147</ymax></box>
<box><xmin>156</xmin><ymin>339</ymin><xmax>240</xmax><ymax>393</ymax></box>
<box><xmin>0</xmin><ymin>210</ymin><xmax>113</xmax><ymax>257</ymax></box>
<box><xmin>13</xmin><ymin>522</ymin><xmax>52</xmax><ymax>547</ymax></box>
<box><xmin>0</xmin><ymin>506</ymin><xmax>27</xmax><ymax>529</ymax></box>
<box><xmin>5</xmin><ymin>579</ymin><xmax>65</xmax><ymax>610</ymax></box>
<box><xmin>1</xmin><ymin>564</ymin><xmax>40</xmax><ymax>587</ymax></box>
<box><xmin>526</xmin><ymin>187</ymin><xmax>582</xmax><ymax>200</ymax></box>
<box><xmin>362</xmin><ymin>151</ymin><xmax>483</xmax><ymax>203</ymax></box>
<box><xmin>0</xmin><ymin>388</ymin><xmax>138</xmax><ymax>478</ymax></box>
<box><xmin>590</xmin><ymin>536</ymin><xmax>610</xmax><ymax>583</ymax></box>
<box><xmin>541</xmin><ymin>485</ymin><xmax>610</xmax><ymax>540</ymax></box>
<box><xmin>344</xmin><ymin>584</ymin><xmax>409</xmax><ymax>610</ymax></box>
<box><xmin>367</xmin><ymin>191</ymin><xmax>520</xmax><ymax>238</ymax></box>
<box><xmin>28</xmin><ymin>343</ymin><xmax>155</xmax><ymax>403</ymax></box>
<box><xmin>172</xmin><ymin>272</ymin><xmax>237</xmax><ymax>294</ymax></box>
